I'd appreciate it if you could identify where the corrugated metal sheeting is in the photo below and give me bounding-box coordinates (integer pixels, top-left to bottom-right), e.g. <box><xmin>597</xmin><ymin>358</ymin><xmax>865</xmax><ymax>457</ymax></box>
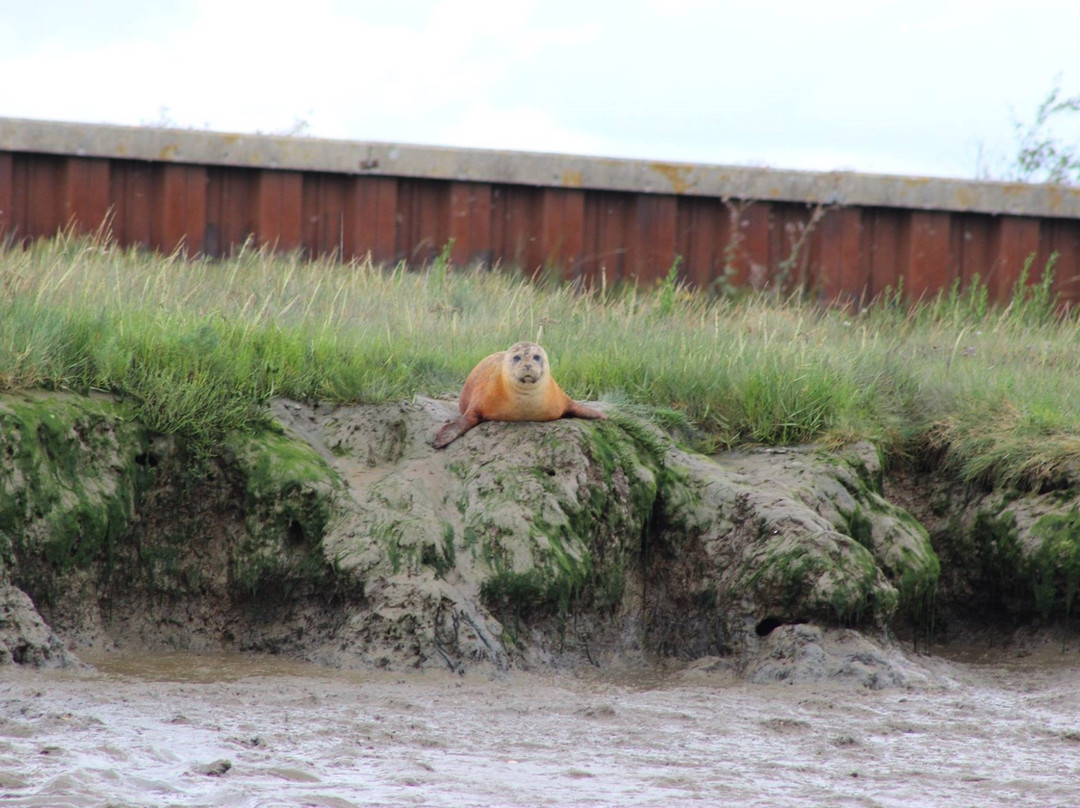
<box><xmin>2</xmin><ymin>117</ymin><xmax>1080</xmax><ymax>306</ymax></box>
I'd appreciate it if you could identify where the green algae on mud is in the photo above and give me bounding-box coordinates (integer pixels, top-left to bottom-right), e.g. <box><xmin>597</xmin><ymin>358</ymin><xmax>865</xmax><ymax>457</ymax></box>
<box><xmin>951</xmin><ymin>504</ymin><xmax>1080</xmax><ymax>625</ymax></box>
<box><xmin>0</xmin><ymin>393</ymin><xmax>152</xmax><ymax>608</ymax></box>
<box><xmin>225</xmin><ymin>429</ymin><xmax>345</xmax><ymax>601</ymax></box>
<box><xmin>1029</xmin><ymin>508</ymin><xmax>1080</xmax><ymax>622</ymax></box>
<box><xmin>6</xmin><ymin>389</ymin><xmax>1080</xmax><ymax>675</ymax></box>
<box><xmin>228</xmin><ymin>429</ymin><xmax>342</xmax><ymax>591</ymax></box>
<box><xmin>479</xmin><ymin>419</ymin><xmax>661</xmax><ymax>619</ymax></box>
<box><xmin>0</xmin><ymin>392</ymin><xmax>348</xmax><ymax>656</ymax></box>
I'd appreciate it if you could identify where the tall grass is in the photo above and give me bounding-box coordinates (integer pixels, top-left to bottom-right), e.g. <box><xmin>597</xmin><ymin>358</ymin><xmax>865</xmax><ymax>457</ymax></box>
<box><xmin>2</xmin><ymin>232</ymin><xmax>1080</xmax><ymax>488</ymax></box>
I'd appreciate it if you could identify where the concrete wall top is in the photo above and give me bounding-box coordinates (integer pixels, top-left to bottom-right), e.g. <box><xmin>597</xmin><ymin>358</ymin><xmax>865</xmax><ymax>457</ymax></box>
<box><xmin>4</xmin><ymin>116</ymin><xmax>1080</xmax><ymax>219</ymax></box>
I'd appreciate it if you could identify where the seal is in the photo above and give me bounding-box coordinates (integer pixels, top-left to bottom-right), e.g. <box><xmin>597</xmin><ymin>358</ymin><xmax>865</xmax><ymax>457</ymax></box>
<box><xmin>433</xmin><ymin>341</ymin><xmax>606</xmax><ymax>448</ymax></box>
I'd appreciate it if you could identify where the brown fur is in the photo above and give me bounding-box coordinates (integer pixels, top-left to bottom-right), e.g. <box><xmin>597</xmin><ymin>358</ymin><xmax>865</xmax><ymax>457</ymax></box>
<box><xmin>433</xmin><ymin>341</ymin><xmax>605</xmax><ymax>448</ymax></box>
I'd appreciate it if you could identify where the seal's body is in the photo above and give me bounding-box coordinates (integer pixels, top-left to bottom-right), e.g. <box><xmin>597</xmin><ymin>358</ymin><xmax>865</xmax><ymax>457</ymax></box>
<box><xmin>433</xmin><ymin>341</ymin><xmax>605</xmax><ymax>448</ymax></box>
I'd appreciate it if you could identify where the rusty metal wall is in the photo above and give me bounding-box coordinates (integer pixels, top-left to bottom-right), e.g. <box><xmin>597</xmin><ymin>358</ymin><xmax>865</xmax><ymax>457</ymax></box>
<box><xmin>2</xmin><ymin>118</ymin><xmax>1080</xmax><ymax>306</ymax></box>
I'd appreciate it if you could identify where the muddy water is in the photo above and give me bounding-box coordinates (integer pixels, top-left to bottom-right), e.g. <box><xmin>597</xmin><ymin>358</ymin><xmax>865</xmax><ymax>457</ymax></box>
<box><xmin>2</xmin><ymin>648</ymin><xmax>1080</xmax><ymax>808</ymax></box>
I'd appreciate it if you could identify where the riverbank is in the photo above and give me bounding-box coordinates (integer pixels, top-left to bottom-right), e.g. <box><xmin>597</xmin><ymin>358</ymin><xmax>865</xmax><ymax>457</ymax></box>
<box><xmin>5</xmin><ymin>236</ymin><xmax>1080</xmax><ymax>684</ymax></box>
<box><xmin>3</xmin><ymin>390</ymin><xmax>1079</xmax><ymax>687</ymax></box>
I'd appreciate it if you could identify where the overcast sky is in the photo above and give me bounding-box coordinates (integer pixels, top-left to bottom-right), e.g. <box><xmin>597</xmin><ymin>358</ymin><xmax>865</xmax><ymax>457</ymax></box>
<box><xmin>2</xmin><ymin>1</ymin><xmax>1078</xmax><ymax>180</ymax></box>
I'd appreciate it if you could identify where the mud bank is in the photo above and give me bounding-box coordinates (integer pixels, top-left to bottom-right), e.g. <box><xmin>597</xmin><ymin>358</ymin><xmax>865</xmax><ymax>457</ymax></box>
<box><xmin>2</xmin><ymin>392</ymin><xmax>1079</xmax><ymax>684</ymax></box>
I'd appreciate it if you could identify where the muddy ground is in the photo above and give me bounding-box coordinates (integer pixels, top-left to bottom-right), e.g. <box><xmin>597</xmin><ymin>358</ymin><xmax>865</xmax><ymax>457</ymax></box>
<box><xmin>3</xmin><ymin>638</ymin><xmax>1080</xmax><ymax>807</ymax></box>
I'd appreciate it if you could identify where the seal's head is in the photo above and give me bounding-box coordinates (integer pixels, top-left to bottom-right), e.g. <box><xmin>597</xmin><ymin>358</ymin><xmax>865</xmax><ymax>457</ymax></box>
<box><xmin>504</xmin><ymin>341</ymin><xmax>549</xmax><ymax>387</ymax></box>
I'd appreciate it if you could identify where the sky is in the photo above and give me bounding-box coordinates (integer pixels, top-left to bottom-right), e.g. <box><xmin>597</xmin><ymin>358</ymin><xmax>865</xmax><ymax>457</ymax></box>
<box><xmin>2</xmin><ymin>0</ymin><xmax>1078</xmax><ymax>180</ymax></box>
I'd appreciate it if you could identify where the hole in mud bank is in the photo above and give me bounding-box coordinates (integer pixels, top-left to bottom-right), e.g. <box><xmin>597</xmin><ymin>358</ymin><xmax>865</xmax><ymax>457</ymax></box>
<box><xmin>755</xmin><ymin>616</ymin><xmax>785</xmax><ymax>636</ymax></box>
<box><xmin>135</xmin><ymin>451</ymin><xmax>159</xmax><ymax>468</ymax></box>
<box><xmin>755</xmin><ymin>616</ymin><xmax>808</xmax><ymax>636</ymax></box>
<box><xmin>286</xmin><ymin>520</ymin><xmax>305</xmax><ymax>548</ymax></box>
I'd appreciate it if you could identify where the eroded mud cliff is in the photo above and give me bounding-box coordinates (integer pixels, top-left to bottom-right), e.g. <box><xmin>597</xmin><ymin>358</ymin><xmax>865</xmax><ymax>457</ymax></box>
<box><xmin>2</xmin><ymin>391</ymin><xmax>1077</xmax><ymax>686</ymax></box>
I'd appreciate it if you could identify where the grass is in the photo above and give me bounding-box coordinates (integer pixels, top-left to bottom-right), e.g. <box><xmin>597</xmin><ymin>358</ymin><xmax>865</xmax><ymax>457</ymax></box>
<box><xmin>2</xmin><ymin>232</ymin><xmax>1080</xmax><ymax>489</ymax></box>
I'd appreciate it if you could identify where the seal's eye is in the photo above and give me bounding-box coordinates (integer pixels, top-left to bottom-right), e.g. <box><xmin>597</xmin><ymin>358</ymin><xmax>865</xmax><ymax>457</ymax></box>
<box><xmin>512</xmin><ymin>355</ymin><xmax>521</xmax><ymax>362</ymax></box>
<box><xmin>533</xmin><ymin>354</ymin><xmax>542</xmax><ymax>363</ymax></box>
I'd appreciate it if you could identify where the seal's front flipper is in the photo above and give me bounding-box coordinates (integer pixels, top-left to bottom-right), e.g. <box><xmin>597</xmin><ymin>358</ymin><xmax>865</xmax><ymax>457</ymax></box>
<box><xmin>433</xmin><ymin>410</ymin><xmax>482</xmax><ymax>448</ymax></box>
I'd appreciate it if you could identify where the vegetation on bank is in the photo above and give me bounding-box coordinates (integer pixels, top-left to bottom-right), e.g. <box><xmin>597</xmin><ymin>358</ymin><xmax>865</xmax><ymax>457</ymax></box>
<box><xmin>2</xmin><ymin>234</ymin><xmax>1079</xmax><ymax>490</ymax></box>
